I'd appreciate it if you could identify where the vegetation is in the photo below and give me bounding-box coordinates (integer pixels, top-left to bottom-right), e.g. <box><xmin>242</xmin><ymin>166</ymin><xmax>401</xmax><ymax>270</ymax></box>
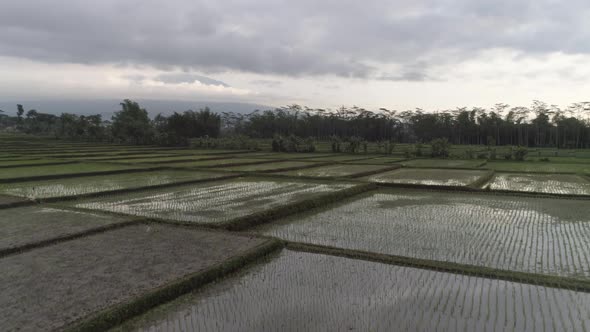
<box><xmin>3</xmin><ymin>100</ymin><xmax>590</xmax><ymax>151</ymax></box>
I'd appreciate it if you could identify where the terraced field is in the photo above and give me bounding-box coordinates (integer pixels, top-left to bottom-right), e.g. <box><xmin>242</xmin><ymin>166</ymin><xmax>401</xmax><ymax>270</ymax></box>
<box><xmin>73</xmin><ymin>178</ymin><xmax>355</xmax><ymax>225</ymax></box>
<box><xmin>2</xmin><ymin>134</ymin><xmax>590</xmax><ymax>331</ymax></box>
<box><xmin>363</xmin><ymin>168</ymin><xmax>488</xmax><ymax>186</ymax></box>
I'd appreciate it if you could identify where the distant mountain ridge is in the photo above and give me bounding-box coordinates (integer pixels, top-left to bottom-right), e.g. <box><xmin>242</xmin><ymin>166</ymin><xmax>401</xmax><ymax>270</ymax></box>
<box><xmin>0</xmin><ymin>99</ymin><xmax>274</xmax><ymax>118</ymax></box>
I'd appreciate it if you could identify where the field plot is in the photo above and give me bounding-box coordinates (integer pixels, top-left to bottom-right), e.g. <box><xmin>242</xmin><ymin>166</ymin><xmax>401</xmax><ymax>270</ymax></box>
<box><xmin>0</xmin><ymin>206</ymin><xmax>129</xmax><ymax>253</ymax></box>
<box><xmin>109</xmin><ymin>154</ymin><xmax>224</xmax><ymax>164</ymax></box>
<box><xmin>164</xmin><ymin>158</ymin><xmax>275</xmax><ymax>168</ymax></box>
<box><xmin>259</xmin><ymin>189</ymin><xmax>590</xmax><ymax>278</ymax></box>
<box><xmin>278</xmin><ymin>164</ymin><xmax>394</xmax><ymax>178</ymax></box>
<box><xmin>401</xmin><ymin>158</ymin><xmax>484</xmax><ymax>168</ymax></box>
<box><xmin>74</xmin><ymin>178</ymin><xmax>354</xmax><ymax>225</ymax></box>
<box><xmin>0</xmin><ymin>162</ymin><xmax>147</xmax><ymax>182</ymax></box>
<box><xmin>113</xmin><ymin>250</ymin><xmax>590</xmax><ymax>332</ymax></box>
<box><xmin>0</xmin><ymin>158</ymin><xmax>72</xmax><ymax>167</ymax></box>
<box><xmin>484</xmin><ymin>161</ymin><xmax>590</xmax><ymax>174</ymax></box>
<box><xmin>0</xmin><ymin>224</ymin><xmax>271</xmax><ymax>331</ymax></box>
<box><xmin>218</xmin><ymin>161</ymin><xmax>319</xmax><ymax>172</ymax></box>
<box><xmin>306</xmin><ymin>154</ymin><xmax>379</xmax><ymax>162</ymax></box>
<box><xmin>64</xmin><ymin>153</ymin><xmax>179</xmax><ymax>161</ymax></box>
<box><xmin>251</xmin><ymin>153</ymin><xmax>334</xmax><ymax>159</ymax></box>
<box><xmin>345</xmin><ymin>156</ymin><xmax>406</xmax><ymax>164</ymax></box>
<box><xmin>488</xmin><ymin>173</ymin><xmax>590</xmax><ymax>195</ymax></box>
<box><xmin>0</xmin><ymin>170</ymin><xmax>232</xmax><ymax>199</ymax></box>
<box><xmin>363</xmin><ymin>168</ymin><xmax>487</xmax><ymax>186</ymax></box>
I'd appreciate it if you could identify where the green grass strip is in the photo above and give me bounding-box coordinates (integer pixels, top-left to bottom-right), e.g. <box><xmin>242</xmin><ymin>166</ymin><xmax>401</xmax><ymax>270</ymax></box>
<box><xmin>63</xmin><ymin>238</ymin><xmax>282</xmax><ymax>332</ymax></box>
<box><xmin>286</xmin><ymin>242</ymin><xmax>590</xmax><ymax>293</ymax></box>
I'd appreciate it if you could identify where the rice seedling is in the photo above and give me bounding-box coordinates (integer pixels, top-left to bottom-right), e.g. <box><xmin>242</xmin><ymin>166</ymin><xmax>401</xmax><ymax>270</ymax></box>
<box><xmin>278</xmin><ymin>164</ymin><xmax>394</xmax><ymax>178</ymax></box>
<box><xmin>73</xmin><ymin>179</ymin><xmax>354</xmax><ymax>224</ymax></box>
<box><xmin>401</xmin><ymin>159</ymin><xmax>485</xmax><ymax>168</ymax></box>
<box><xmin>111</xmin><ymin>250</ymin><xmax>590</xmax><ymax>332</ymax></box>
<box><xmin>363</xmin><ymin>168</ymin><xmax>487</xmax><ymax>186</ymax></box>
<box><xmin>488</xmin><ymin>173</ymin><xmax>590</xmax><ymax>195</ymax></box>
<box><xmin>219</xmin><ymin>161</ymin><xmax>319</xmax><ymax>172</ymax></box>
<box><xmin>0</xmin><ymin>170</ymin><xmax>231</xmax><ymax>199</ymax></box>
<box><xmin>258</xmin><ymin>189</ymin><xmax>590</xmax><ymax>279</ymax></box>
<box><xmin>484</xmin><ymin>161</ymin><xmax>590</xmax><ymax>174</ymax></box>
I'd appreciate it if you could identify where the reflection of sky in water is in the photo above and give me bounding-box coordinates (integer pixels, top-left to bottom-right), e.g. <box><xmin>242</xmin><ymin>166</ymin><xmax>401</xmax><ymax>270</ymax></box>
<box><xmin>262</xmin><ymin>191</ymin><xmax>590</xmax><ymax>278</ymax></box>
<box><xmin>76</xmin><ymin>180</ymin><xmax>352</xmax><ymax>224</ymax></box>
<box><xmin>367</xmin><ymin>169</ymin><xmax>486</xmax><ymax>186</ymax></box>
<box><xmin>119</xmin><ymin>250</ymin><xmax>590</xmax><ymax>332</ymax></box>
<box><xmin>490</xmin><ymin>174</ymin><xmax>590</xmax><ymax>195</ymax></box>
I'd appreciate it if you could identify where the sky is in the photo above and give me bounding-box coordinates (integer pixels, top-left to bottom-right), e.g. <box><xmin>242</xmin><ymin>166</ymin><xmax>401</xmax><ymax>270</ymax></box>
<box><xmin>1</xmin><ymin>0</ymin><xmax>590</xmax><ymax>112</ymax></box>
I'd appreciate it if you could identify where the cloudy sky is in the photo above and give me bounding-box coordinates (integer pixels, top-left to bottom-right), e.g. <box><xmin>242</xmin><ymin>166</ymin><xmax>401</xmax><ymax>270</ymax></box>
<box><xmin>1</xmin><ymin>0</ymin><xmax>590</xmax><ymax>111</ymax></box>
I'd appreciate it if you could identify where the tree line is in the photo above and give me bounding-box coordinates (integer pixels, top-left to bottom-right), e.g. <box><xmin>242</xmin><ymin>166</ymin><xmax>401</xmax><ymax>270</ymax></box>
<box><xmin>0</xmin><ymin>100</ymin><xmax>220</xmax><ymax>146</ymax></box>
<box><xmin>222</xmin><ymin>101</ymin><xmax>590</xmax><ymax>148</ymax></box>
<box><xmin>2</xmin><ymin>99</ymin><xmax>590</xmax><ymax>149</ymax></box>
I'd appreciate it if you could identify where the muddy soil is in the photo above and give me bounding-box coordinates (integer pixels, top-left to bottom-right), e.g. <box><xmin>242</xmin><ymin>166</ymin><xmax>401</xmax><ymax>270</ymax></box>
<box><xmin>0</xmin><ymin>224</ymin><xmax>269</xmax><ymax>331</ymax></box>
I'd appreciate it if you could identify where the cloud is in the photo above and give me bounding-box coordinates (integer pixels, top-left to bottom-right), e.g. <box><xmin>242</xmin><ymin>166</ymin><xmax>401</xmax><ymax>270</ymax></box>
<box><xmin>155</xmin><ymin>73</ymin><xmax>230</xmax><ymax>87</ymax></box>
<box><xmin>251</xmin><ymin>80</ymin><xmax>282</xmax><ymax>88</ymax></box>
<box><xmin>2</xmin><ymin>0</ymin><xmax>589</xmax><ymax>80</ymax></box>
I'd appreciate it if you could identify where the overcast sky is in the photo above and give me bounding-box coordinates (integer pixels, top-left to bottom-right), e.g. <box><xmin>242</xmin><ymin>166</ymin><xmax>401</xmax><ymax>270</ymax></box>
<box><xmin>1</xmin><ymin>0</ymin><xmax>590</xmax><ymax>111</ymax></box>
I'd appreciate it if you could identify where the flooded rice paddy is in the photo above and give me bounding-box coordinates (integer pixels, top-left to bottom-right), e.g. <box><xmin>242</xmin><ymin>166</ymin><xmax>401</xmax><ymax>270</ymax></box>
<box><xmin>259</xmin><ymin>189</ymin><xmax>590</xmax><ymax>278</ymax></box>
<box><xmin>113</xmin><ymin>250</ymin><xmax>590</xmax><ymax>332</ymax></box>
<box><xmin>488</xmin><ymin>173</ymin><xmax>590</xmax><ymax>195</ymax></box>
<box><xmin>278</xmin><ymin>164</ymin><xmax>391</xmax><ymax>178</ymax></box>
<box><xmin>363</xmin><ymin>168</ymin><xmax>487</xmax><ymax>186</ymax></box>
<box><xmin>74</xmin><ymin>179</ymin><xmax>354</xmax><ymax>224</ymax></box>
<box><xmin>0</xmin><ymin>170</ymin><xmax>230</xmax><ymax>199</ymax></box>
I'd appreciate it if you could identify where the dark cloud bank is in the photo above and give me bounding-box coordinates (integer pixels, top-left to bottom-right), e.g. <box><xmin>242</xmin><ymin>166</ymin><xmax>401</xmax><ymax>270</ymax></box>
<box><xmin>0</xmin><ymin>0</ymin><xmax>588</xmax><ymax>80</ymax></box>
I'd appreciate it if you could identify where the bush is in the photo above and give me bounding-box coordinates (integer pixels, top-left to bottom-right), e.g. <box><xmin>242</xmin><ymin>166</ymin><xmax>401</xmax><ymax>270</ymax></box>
<box><xmin>414</xmin><ymin>143</ymin><xmax>423</xmax><ymax>157</ymax></box>
<box><xmin>514</xmin><ymin>146</ymin><xmax>528</xmax><ymax>161</ymax></box>
<box><xmin>271</xmin><ymin>134</ymin><xmax>315</xmax><ymax>152</ymax></box>
<box><xmin>430</xmin><ymin>138</ymin><xmax>450</xmax><ymax>158</ymax></box>
<box><xmin>331</xmin><ymin>136</ymin><xmax>342</xmax><ymax>152</ymax></box>
<box><xmin>489</xmin><ymin>148</ymin><xmax>497</xmax><ymax>160</ymax></box>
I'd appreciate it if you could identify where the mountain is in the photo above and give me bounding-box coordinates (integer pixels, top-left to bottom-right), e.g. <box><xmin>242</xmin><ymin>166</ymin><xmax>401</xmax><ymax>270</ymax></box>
<box><xmin>0</xmin><ymin>99</ymin><xmax>273</xmax><ymax>118</ymax></box>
